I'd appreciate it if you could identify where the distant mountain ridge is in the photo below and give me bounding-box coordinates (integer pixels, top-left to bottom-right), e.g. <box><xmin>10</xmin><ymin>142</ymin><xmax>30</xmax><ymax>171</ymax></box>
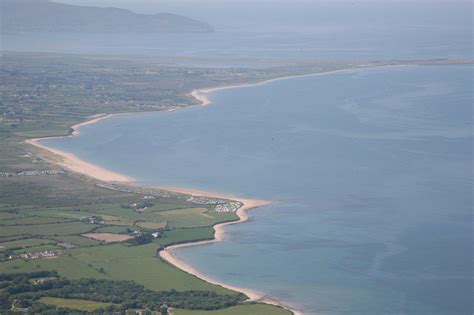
<box><xmin>1</xmin><ymin>0</ymin><xmax>214</xmax><ymax>34</ymax></box>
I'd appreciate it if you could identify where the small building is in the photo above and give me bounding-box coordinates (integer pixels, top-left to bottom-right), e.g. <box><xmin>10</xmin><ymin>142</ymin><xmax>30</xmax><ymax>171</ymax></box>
<box><xmin>30</xmin><ymin>277</ymin><xmax>58</xmax><ymax>285</ymax></box>
<box><xmin>151</xmin><ymin>232</ymin><xmax>162</xmax><ymax>238</ymax></box>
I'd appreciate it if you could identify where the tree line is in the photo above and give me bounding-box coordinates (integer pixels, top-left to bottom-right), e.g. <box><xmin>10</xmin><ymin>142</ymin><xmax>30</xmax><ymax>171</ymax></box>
<box><xmin>0</xmin><ymin>271</ymin><xmax>246</xmax><ymax>313</ymax></box>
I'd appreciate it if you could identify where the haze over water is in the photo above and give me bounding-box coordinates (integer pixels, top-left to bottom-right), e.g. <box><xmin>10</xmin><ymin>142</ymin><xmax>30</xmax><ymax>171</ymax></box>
<box><xmin>44</xmin><ymin>65</ymin><xmax>473</xmax><ymax>314</ymax></box>
<box><xmin>5</xmin><ymin>1</ymin><xmax>472</xmax><ymax>63</ymax></box>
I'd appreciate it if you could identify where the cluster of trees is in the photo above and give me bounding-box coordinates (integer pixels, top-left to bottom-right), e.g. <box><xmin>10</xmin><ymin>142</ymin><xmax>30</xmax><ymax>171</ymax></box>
<box><xmin>127</xmin><ymin>233</ymin><xmax>154</xmax><ymax>245</ymax></box>
<box><xmin>0</xmin><ymin>271</ymin><xmax>246</xmax><ymax>313</ymax></box>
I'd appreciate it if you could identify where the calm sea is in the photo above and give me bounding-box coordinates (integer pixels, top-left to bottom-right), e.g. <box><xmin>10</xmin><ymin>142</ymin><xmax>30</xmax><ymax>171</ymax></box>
<box><xmin>43</xmin><ymin>65</ymin><xmax>472</xmax><ymax>314</ymax></box>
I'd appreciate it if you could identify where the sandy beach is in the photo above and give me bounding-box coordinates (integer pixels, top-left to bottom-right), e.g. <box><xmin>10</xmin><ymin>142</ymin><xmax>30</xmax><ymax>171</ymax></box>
<box><xmin>26</xmin><ymin>138</ymin><xmax>133</xmax><ymax>182</ymax></box>
<box><xmin>25</xmin><ymin>113</ymin><xmax>133</xmax><ymax>183</ymax></box>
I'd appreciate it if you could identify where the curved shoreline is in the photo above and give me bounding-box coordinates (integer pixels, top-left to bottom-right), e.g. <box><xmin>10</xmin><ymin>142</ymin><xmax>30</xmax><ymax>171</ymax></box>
<box><xmin>190</xmin><ymin>68</ymin><xmax>357</xmax><ymax>107</ymax></box>
<box><xmin>189</xmin><ymin>65</ymin><xmax>410</xmax><ymax>107</ymax></box>
<box><xmin>156</xmin><ymin>187</ymin><xmax>305</xmax><ymax>314</ymax></box>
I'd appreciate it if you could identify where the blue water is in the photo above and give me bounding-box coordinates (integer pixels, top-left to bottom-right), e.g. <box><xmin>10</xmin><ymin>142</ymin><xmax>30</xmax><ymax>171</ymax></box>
<box><xmin>43</xmin><ymin>65</ymin><xmax>473</xmax><ymax>314</ymax></box>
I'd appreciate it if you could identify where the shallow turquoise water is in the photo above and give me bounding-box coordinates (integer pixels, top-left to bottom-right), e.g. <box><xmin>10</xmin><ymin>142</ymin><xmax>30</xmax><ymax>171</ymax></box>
<box><xmin>44</xmin><ymin>65</ymin><xmax>473</xmax><ymax>314</ymax></box>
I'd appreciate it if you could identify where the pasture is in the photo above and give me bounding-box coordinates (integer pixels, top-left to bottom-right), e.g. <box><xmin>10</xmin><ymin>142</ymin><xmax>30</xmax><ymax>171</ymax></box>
<box><xmin>173</xmin><ymin>304</ymin><xmax>293</xmax><ymax>315</ymax></box>
<box><xmin>39</xmin><ymin>297</ymin><xmax>116</xmax><ymax>311</ymax></box>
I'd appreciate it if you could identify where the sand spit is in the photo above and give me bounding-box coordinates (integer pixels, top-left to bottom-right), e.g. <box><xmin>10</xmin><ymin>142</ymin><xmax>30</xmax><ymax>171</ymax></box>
<box><xmin>71</xmin><ymin>113</ymin><xmax>111</xmax><ymax>136</ymax></box>
<box><xmin>190</xmin><ymin>64</ymin><xmax>415</xmax><ymax>107</ymax></box>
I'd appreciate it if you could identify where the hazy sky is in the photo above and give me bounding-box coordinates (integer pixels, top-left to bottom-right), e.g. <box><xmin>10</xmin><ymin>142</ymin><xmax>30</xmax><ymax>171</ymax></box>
<box><xmin>57</xmin><ymin>0</ymin><xmax>469</xmax><ymax>7</ymax></box>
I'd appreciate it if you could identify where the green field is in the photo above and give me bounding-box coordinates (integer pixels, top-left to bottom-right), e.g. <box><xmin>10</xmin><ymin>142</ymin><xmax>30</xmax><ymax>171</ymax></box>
<box><xmin>0</xmin><ymin>215</ymin><xmax>73</xmax><ymax>225</ymax></box>
<box><xmin>0</xmin><ymin>237</ymin><xmax>231</xmax><ymax>294</ymax></box>
<box><xmin>0</xmin><ymin>222</ymin><xmax>98</xmax><ymax>238</ymax></box>
<box><xmin>0</xmin><ymin>212</ymin><xmax>25</xmax><ymax>220</ymax></box>
<box><xmin>173</xmin><ymin>304</ymin><xmax>293</xmax><ymax>315</ymax></box>
<box><xmin>0</xmin><ymin>238</ymin><xmax>53</xmax><ymax>249</ymax></box>
<box><xmin>154</xmin><ymin>208</ymin><xmax>238</xmax><ymax>228</ymax></box>
<box><xmin>52</xmin><ymin>235</ymin><xmax>103</xmax><ymax>247</ymax></box>
<box><xmin>39</xmin><ymin>297</ymin><xmax>116</xmax><ymax>312</ymax></box>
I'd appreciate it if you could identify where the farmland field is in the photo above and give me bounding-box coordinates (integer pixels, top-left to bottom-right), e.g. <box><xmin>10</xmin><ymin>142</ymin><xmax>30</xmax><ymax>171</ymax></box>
<box><xmin>39</xmin><ymin>297</ymin><xmax>116</xmax><ymax>311</ymax></box>
<box><xmin>174</xmin><ymin>304</ymin><xmax>293</xmax><ymax>315</ymax></box>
